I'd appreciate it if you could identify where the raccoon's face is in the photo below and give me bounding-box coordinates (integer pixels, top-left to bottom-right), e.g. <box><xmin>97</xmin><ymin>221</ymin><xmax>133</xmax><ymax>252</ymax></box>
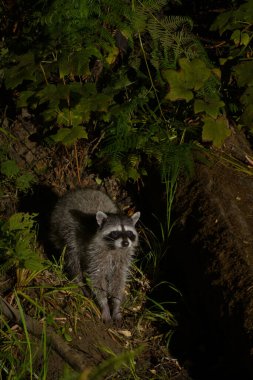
<box><xmin>96</xmin><ymin>211</ymin><xmax>140</xmax><ymax>249</ymax></box>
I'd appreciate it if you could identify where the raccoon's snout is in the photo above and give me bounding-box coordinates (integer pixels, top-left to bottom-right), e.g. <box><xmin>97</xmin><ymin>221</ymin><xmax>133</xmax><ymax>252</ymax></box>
<box><xmin>121</xmin><ymin>240</ymin><xmax>129</xmax><ymax>248</ymax></box>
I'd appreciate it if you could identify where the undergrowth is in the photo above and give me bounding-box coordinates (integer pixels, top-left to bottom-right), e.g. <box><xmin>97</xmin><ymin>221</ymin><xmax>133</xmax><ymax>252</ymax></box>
<box><xmin>0</xmin><ymin>209</ymin><xmax>179</xmax><ymax>380</ymax></box>
<box><xmin>0</xmin><ymin>0</ymin><xmax>232</xmax><ymax>183</ymax></box>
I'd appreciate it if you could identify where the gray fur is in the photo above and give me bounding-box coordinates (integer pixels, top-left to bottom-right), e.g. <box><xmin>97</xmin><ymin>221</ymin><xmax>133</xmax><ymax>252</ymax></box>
<box><xmin>50</xmin><ymin>188</ymin><xmax>140</xmax><ymax>322</ymax></box>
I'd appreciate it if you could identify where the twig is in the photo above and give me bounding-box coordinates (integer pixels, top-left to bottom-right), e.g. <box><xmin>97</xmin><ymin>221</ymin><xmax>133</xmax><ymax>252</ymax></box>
<box><xmin>74</xmin><ymin>142</ymin><xmax>81</xmax><ymax>184</ymax></box>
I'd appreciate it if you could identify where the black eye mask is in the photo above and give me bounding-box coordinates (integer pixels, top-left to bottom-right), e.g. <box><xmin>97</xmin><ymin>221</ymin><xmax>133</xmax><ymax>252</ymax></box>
<box><xmin>108</xmin><ymin>231</ymin><xmax>121</xmax><ymax>240</ymax></box>
<box><xmin>104</xmin><ymin>230</ymin><xmax>136</xmax><ymax>242</ymax></box>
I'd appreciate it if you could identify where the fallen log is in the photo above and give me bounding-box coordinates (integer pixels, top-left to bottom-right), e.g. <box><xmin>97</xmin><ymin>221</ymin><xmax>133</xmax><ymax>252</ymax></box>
<box><xmin>0</xmin><ymin>295</ymin><xmax>88</xmax><ymax>372</ymax></box>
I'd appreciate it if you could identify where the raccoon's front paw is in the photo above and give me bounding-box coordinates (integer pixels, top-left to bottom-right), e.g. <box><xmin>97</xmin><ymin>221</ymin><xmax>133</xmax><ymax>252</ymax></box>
<box><xmin>112</xmin><ymin>311</ymin><xmax>122</xmax><ymax>325</ymax></box>
<box><xmin>101</xmin><ymin>308</ymin><xmax>112</xmax><ymax>324</ymax></box>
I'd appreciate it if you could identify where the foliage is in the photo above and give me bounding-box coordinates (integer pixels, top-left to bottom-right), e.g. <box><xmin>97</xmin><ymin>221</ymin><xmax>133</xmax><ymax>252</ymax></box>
<box><xmin>0</xmin><ymin>246</ymin><xmax>177</xmax><ymax>379</ymax></box>
<box><xmin>88</xmin><ymin>346</ymin><xmax>143</xmax><ymax>380</ymax></box>
<box><xmin>0</xmin><ymin>0</ymin><xmax>231</xmax><ymax>182</ymax></box>
<box><xmin>211</xmin><ymin>0</ymin><xmax>253</xmax><ymax>135</ymax></box>
<box><xmin>0</xmin><ymin>212</ymin><xmax>47</xmax><ymax>272</ymax></box>
<box><xmin>0</xmin><ymin>158</ymin><xmax>36</xmax><ymax>192</ymax></box>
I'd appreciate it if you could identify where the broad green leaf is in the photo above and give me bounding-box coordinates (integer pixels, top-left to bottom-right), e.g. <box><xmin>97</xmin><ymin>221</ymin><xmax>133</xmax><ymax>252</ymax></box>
<box><xmin>231</xmin><ymin>29</ymin><xmax>241</xmax><ymax>45</ymax></box>
<box><xmin>202</xmin><ymin>115</ymin><xmax>231</xmax><ymax>147</ymax></box>
<box><xmin>106</xmin><ymin>46</ymin><xmax>119</xmax><ymax>64</ymax></box>
<box><xmin>71</xmin><ymin>103</ymin><xmax>91</xmax><ymax>124</ymax></box>
<box><xmin>1</xmin><ymin>160</ymin><xmax>19</xmax><ymax>177</ymax></box>
<box><xmin>93</xmin><ymin>93</ymin><xmax>113</xmax><ymax>112</ymax></box>
<box><xmin>59</xmin><ymin>47</ymin><xmax>102</xmax><ymax>78</ymax></box>
<box><xmin>210</xmin><ymin>10</ymin><xmax>233</xmax><ymax>34</ymax></box>
<box><xmin>164</xmin><ymin>70</ymin><xmax>193</xmax><ymax>102</ymax></box>
<box><xmin>211</xmin><ymin>68</ymin><xmax>222</xmax><ymax>80</ymax></box>
<box><xmin>240</xmin><ymin>104</ymin><xmax>253</xmax><ymax>127</ymax></box>
<box><xmin>241</xmin><ymin>32</ymin><xmax>250</xmax><ymax>46</ymax></box>
<box><xmin>4</xmin><ymin>53</ymin><xmax>36</xmax><ymax>89</ymax></box>
<box><xmin>127</xmin><ymin>167</ymin><xmax>140</xmax><ymax>181</ymax></box>
<box><xmin>23</xmin><ymin>257</ymin><xmax>45</xmax><ymax>271</ymax></box>
<box><xmin>240</xmin><ymin>86</ymin><xmax>253</xmax><ymax>106</ymax></box>
<box><xmin>16</xmin><ymin>173</ymin><xmax>35</xmax><ymax>191</ymax></box>
<box><xmin>179</xmin><ymin>58</ymin><xmax>211</xmax><ymax>91</ymax></box>
<box><xmin>17</xmin><ymin>91</ymin><xmax>35</xmax><ymax>108</ymax></box>
<box><xmin>65</xmin><ymin>125</ymin><xmax>87</xmax><ymax>145</ymax></box>
<box><xmin>194</xmin><ymin>98</ymin><xmax>225</xmax><ymax>118</ymax></box>
<box><xmin>231</xmin><ymin>30</ymin><xmax>250</xmax><ymax>47</ymax></box>
<box><xmin>163</xmin><ymin>58</ymin><xmax>211</xmax><ymax>102</ymax></box>
<box><xmin>6</xmin><ymin>213</ymin><xmax>35</xmax><ymax>232</ymax></box>
<box><xmin>57</xmin><ymin>108</ymin><xmax>71</xmax><ymax>126</ymax></box>
<box><xmin>233</xmin><ymin>62</ymin><xmax>253</xmax><ymax>87</ymax></box>
<box><xmin>71</xmin><ymin>110</ymin><xmax>87</xmax><ymax>127</ymax></box>
<box><xmin>52</xmin><ymin>126</ymin><xmax>87</xmax><ymax>146</ymax></box>
<box><xmin>51</xmin><ymin>128</ymin><xmax>70</xmax><ymax>143</ymax></box>
<box><xmin>36</xmin><ymin>84</ymin><xmax>69</xmax><ymax>106</ymax></box>
<box><xmin>59</xmin><ymin>53</ymin><xmax>88</xmax><ymax>77</ymax></box>
<box><xmin>42</xmin><ymin>108</ymin><xmax>58</xmax><ymax>122</ymax></box>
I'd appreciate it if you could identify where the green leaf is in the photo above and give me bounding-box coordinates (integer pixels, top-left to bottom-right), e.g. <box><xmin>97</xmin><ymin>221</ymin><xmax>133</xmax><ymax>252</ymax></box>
<box><xmin>241</xmin><ymin>32</ymin><xmax>250</xmax><ymax>46</ymax></box>
<box><xmin>42</xmin><ymin>108</ymin><xmax>58</xmax><ymax>122</ymax></box>
<box><xmin>59</xmin><ymin>47</ymin><xmax>102</xmax><ymax>78</ymax></box>
<box><xmin>179</xmin><ymin>58</ymin><xmax>211</xmax><ymax>91</ymax></box>
<box><xmin>240</xmin><ymin>104</ymin><xmax>253</xmax><ymax>127</ymax></box>
<box><xmin>4</xmin><ymin>53</ymin><xmax>36</xmax><ymax>89</ymax></box>
<box><xmin>240</xmin><ymin>86</ymin><xmax>253</xmax><ymax>106</ymax></box>
<box><xmin>52</xmin><ymin>126</ymin><xmax>87</xmax><ymax>146</ymax></box>
<box><xmin>16</xmin><ymin>173</ymin><xmax>35</xmax><ymax>191</ymax></box>
<box><xmin>233</xmin><ymin>62</ymin><xmax>253</xmax><ymax>87</ymax></box>
<box><xmin>163</xmin><ymin>70</ymin><xmax>194</xmax><ymax>102</ymax></box>
<box><xmin>36</xmin><ymin>84</ymin><xmax>68</xmax><ymax>107</ymax></box>
<box><xmin>17</xmin><ymin>91</ymin><xmax>35</xmax><ymax>108</ymax></box>
<box><xmin>56</xmin><ymin>108</ymin><xmax>71</xmax><ymax>126</ymax></box>
<box><xmin>23</xmin><ymin>257</ymin><xmax>45</xmax><ymax>271</ymax></box>
<box><xmin>210</xmin><ymin>10</ymin><xmax>234</xmax><ymax>34</ymax></box>
<box><xmin>106</xmin><ymin>46</ymin><xmax>119</xmax><ymax>64</ymax></box>
<box><xmin>163</xmin><ymin>58</ymin><xmax>211</xmax><ymax>102</ymax></box>
<box><xmin>6</xmin><ymin>213</ymin><xmax>35</xmax><ymax>232</ymax></box>
<box><xmin>194</xmin><ymin>98</ymin><xmax>225</xmax><ymax>118</ymax></box>
<box><xmin>1</xmin><ymin>160</ymin><xmax>20</xmax><ymax>177</ymax></box>
<box><xmin>202</xmin><ymin>115</ymin><xmax>231</xmax><ymax>147</ymax></box>
<box><xmin>231</xmin><ymin>29</ymin><xmax>241</xmax><ymax>46</ymax></box>
<box><xmin>231</xmin><ymin>30</ymin><xmax>250</xmax><ymax>47</ymax></box>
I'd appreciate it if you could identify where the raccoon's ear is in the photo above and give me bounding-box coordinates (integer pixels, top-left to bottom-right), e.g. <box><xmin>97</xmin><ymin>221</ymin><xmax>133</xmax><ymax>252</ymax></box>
<box><xmin>131</xmin><ymin>211</ymin><xmax>140</xmax><ymax>225</ymax></box>
<box><xmin>96</xmin><ymin>211</ymin><xmax>108</xmax><ymax>226</ymax></box>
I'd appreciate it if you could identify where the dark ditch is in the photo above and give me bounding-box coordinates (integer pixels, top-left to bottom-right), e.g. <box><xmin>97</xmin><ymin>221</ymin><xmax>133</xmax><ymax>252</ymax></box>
<box><xmin>134</xmin><ymin>161</ymin><xmax>253</xmax><ymax>380</ymax></box>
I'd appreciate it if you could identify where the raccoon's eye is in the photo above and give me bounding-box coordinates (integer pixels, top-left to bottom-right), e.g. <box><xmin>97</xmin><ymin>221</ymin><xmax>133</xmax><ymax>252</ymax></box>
<box><xmin>126</xmin><ymin>231</ymin><xmax>135</xmax><ymax>240</ymax></box>
<box><xmin>108</xmin><ymin>231</ymin><xmax>121</xmax><ymax>239</ymax></box>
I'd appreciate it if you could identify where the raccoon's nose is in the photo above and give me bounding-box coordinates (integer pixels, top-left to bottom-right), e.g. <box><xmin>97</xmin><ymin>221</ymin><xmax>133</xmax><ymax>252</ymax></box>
<box><xmin>122</xmin><ymin>240</ymin><xmax>129</xmax><ymax>247</ymax></box>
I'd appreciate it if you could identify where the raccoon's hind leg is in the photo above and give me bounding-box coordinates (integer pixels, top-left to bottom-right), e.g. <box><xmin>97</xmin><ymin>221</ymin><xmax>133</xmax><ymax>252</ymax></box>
<box><xmin>62</xmin><ymin>239</ymin><xmax>86</xmax><ymax>288</ymax></box>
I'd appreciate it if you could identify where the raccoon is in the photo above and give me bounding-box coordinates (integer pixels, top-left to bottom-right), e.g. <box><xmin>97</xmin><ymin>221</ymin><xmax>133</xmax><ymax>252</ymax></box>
<box><xmin>49</xmin><ymin>188</ymin><xmax>140</xmax><ymax>322</ymax></box>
